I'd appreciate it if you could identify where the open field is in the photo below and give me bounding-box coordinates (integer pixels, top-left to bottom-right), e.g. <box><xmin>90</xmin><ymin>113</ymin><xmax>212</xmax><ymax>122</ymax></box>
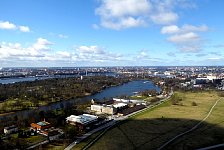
<box><xmin>88</xmin><ymin>91</ymin><xmax>224</xmax><ymax>150</ymax></box>
<box><xmin>72</xmin><ymin>130</ymin><xmax>104</xmax><ymax>150</ymax></box>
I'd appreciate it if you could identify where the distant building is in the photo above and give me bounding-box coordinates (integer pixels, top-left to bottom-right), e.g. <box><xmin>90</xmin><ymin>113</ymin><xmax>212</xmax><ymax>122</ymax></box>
<box><xmin>31</xmin><ymin>121</ymin><xmax>51</xmax><ymax>131</ymax></box>
<box><xmin>164</xmin><ymin>71</ymin><xmax>171</xmax><ymax>75</ymax></box>
<box><xmin>194</xmin><ymin>78</ymin><xmax>208</xmax><ymax>84</ymax></box>
<box><xmin>4</xmin><ymin>125</ymin><xmax>18</xmax><ymax>134</ymax></box>
<box><xmin>207</xmin><ymin>75</ymin><xmax>217</xmax><ymax>81</ymax></box>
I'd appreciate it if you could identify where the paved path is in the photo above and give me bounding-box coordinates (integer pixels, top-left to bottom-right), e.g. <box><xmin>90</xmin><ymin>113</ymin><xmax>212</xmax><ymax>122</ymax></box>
<box><xmin>26</xmin><ymin>140</ymin><xmax>49</xmax><ymax>149</ymax></box>
<box><xmin>157</xmin><ymin>98</ymin><xmax>222</xmax><ymax>150</ymax></box>
<box><xmin>197</xmin><ymin>143</ymin><xmax>224</xmax><ymax>150</ymax></box>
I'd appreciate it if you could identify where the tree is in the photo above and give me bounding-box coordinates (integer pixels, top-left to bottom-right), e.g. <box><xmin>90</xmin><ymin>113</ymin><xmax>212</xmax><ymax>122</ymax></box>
<box><xmin>192</xmin><ymin>101</ymin><xmax>197</xmax><ymax>106</ymax></box>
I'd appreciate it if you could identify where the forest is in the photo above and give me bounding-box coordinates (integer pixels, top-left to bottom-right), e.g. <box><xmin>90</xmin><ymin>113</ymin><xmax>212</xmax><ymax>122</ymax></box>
<box><xmin>0</xmin><ymin>76</ymin><xmax>129</xmax><ymax>113</ymax></box>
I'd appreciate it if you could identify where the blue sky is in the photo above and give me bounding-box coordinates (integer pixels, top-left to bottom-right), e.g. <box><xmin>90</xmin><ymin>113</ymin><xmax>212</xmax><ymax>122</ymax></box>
<box><xmin>0</xmin><ymin>0</ymin><xmax>224</xmax><ymax>67</ymax></box>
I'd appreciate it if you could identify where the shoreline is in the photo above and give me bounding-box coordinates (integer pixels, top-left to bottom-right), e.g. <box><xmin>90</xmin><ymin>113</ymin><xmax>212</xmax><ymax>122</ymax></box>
<box><xmin>0</xmin><ymin>79</ymin><xmax>130</xmax><ymax>116</ymax></box>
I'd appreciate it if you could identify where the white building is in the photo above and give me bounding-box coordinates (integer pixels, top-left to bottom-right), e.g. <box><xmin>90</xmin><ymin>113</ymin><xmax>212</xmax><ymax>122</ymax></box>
<box><xmin>164</xmin><ymin>71</ymin><xmax>171</xmax><ymax>75</ymax></box>
<box><xmin>113</xmin><ymin>98</ymin><xmax>130</xmax><ymax>103</ymax></box>
<box><xmin>207</xmin><ymin>75</ymin><xmax>217</xmax><ymax>81</ymax></box>
<box><xmin>91</xmin><ymin>104</ymin><xmax>117</xmax><ymax>115</ymax></box>
<box><xmin>66</xmin><ymin>114</ymin><xmax>98</xmax><ymax>125</ymax></box>
<box><xmin>91</xmin><ymin>104</ymin><xmax>102</xmax><ymax>112</ymax></box>
<box><xmin>113</xmin><ymin>103</ymin><xmax>128</xmax><ymax>109</ymax></box>
<box><xmin>4</xmin><ymin>125</ymin><xmax>18</xmax><ymax>134</ymax></box>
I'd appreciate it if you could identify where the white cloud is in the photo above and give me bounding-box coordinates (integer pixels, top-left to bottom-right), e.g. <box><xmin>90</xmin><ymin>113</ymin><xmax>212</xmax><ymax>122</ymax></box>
<box><xmin>0</xmin><ymin>39</ymin><xmax>73</xmax><ymax>64</ymax></box>
<box><xmin>101</xmin><ymin>17</ymin><xmax>146</xmax><ymax>30</ymax></box>
<box><xmin>161</xmin><ymin>25</ymin><xmax>180</xmax><ymax>34</ymax></box>
<box><xmin>168</xmin><ymin>32</ymin><xmax>199</xmax><ymax>43</ymax></box>
<box><xmin>167</xmin><ymin>52</ymin><xmax>176</xmax><ymax>57</ymax></box>
<box><xmin>0</xmin><ymin>42</ymin><xmax>45</xmax><ymax>60</ymax></box>
<box><xmin>73</xmin><ymin>45</ymin><xmax>127</xmax><ymax>64</ymax></box>
<box><xmin>162</xmin><ymin>24</ymin><xmax>209</xmax><ymax>53</ymax></box>
<box><xmin>0</xmin><ymin>21</ymin><xmax>16</xmax><ymax>30</ymax></box>
<box><xmin>0</xmin><ymin>40</ymin><xmax>180</xmax><ymax>66</ymax></box>
<box><xmin>167</xmin><ymin>32</ymin><xmax>201</xmax><ymax>52</ymax></box>
<box><xmin>19</xmin><ymin>26</ymin><xmax>30</xmax><ymax>32</ymax></box>
<box><xmin>208</xmin><ymin>57</ymin><xmax>221</xmax><ymax>60</ymax></box>
<box><xmin>181</xmin><ymin>24</ymin><xmax>208</xmax><ymax>32</ymax></box>
<box><xmin>0</xmin><ymin>20</ymin><xmax>31</xmax><ymax>32</ymax></box>
<box><xmin>179</xmin><ymin>44</ymin><xmax>202</xmax><ymax>53</ymax></box>
<box><xmin>58</xmin><ymin>34</ymin><xmax>68</xmax><ymax>39</ymax></box>
<box><xmin>92</xmin><ymin>24</ymin><xmax>100</xmax><ymax>30</ymax></box>
<box><xmin>95</xmin><ymin>0</ymin><xmax>151</xmax><ymax>30</ymax></box>
<box><xmin>96</xmin><ymin>0</ymin><xmax>151</xmax><ymax>18</ymax></box>
<box><xmin>76</xmin><ymin>45</ymin><xmax>105</xmax><ymax>54</ymax></box>
<box><xmin>32</xmin><ymin>38</ymin><xmax>53</xmax><ymax>51</ymax></box>
<box><xmin>150</xmin><ymin>12</ymin><xmax>178</xmax><ymax>25</ymax></box>
<box><xmin>136</xmin><ymin>50</ymin><xmax>149</xmax><ymax>59</ymax></box>
<box><xmin>56</xmin><ymin>51</ymin><xmax>71</xmax><ymax>58</ymax></box>
<box><xmin>95</xmin><ymin>0</ymin><xmax>191</xmax><ymax>30</ymax></box>
<box><xmin>161</xmin><ymin>24</ymin><xmax>208</xmax><ymax>34</ymax></box>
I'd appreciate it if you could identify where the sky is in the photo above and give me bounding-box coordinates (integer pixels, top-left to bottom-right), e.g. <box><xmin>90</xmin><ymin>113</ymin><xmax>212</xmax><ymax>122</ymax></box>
<box><xmin>0</xmin><ymin>0</ymin><xmax>224</xmax><ymax>67</ymax></box>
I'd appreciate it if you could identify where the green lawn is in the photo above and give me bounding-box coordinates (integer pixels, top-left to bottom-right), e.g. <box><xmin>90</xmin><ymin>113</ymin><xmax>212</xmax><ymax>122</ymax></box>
<box><xmin>88</xmin><ymin>91</ymin><xmax>224</xmax><ymax>150</ymax></box>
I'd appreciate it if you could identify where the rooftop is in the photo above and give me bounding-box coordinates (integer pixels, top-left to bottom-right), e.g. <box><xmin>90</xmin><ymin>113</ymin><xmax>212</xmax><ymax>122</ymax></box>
<box><xmin>4</xmin><ymin>125</ymin><xmax>17</xmax><ymax>130</ymax></box>
<box><xmin>66</xmin><ymin>114</ymin><xmax>98</xmax><ymax>125</ymax></box>
<box><xmin>36</xmin><ymin>121</ymin><xmax>50</xmax><ymax>126</ymax></box>
<box><xmin>113</xmin><ymin>103</ymin><xmax>127</xmax><ymax>108</ymax></box>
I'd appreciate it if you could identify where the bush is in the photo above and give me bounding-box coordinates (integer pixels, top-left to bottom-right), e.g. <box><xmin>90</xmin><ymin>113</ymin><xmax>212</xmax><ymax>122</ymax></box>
<box><xmin>192</xmin><ymin>101</ymin><xmax>197</xmax><ymax>106</ymax></box>
<box><xmin>170</xmin><ymin>94</ymin><xmax>183</xmax><ymax>105</ymax></box>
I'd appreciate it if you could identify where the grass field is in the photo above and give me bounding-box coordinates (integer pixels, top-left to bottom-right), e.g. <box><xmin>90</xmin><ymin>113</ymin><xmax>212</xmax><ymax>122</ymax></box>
<box><xmin>88</xmin><ymin>91</ymin><xmax>224</xmax><ymax>150</ymax></box>
<box><xmin>72</xmin><ymin>130</ymin><xmax>104</xmax><ymax>150</ymax></box>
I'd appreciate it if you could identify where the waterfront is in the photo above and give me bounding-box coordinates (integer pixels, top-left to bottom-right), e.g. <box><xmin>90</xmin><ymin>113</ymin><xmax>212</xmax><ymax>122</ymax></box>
<box><xmin>0</xmin><ymin>72</ymin><xmax>117</xmax><ymax>84</ymax></box>
<box><xmin>0</xmin><ymin>80</ymin><xmax>160</xmax><ymax>121</ymax></box>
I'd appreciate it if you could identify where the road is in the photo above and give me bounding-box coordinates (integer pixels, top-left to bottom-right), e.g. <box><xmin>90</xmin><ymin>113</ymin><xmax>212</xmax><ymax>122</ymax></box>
<box><xmin>157</xmin><ymin>97</ymin><xmax>222</xmax><ymax>150</ymax></box>
<box><xmin>197</xmin><ymin>143</ymin><xmax>224</xmax><ymax>150</ymax></box>
<box><xmin>26</xmin><ymin>140</ymin><xmax>49</xmax><ymax>149</ymax></box>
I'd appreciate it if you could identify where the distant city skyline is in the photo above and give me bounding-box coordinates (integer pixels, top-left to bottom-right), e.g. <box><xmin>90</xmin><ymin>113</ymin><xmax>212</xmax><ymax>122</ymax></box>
<box><xmin>0</xmin><ymin>0</ymin><xmax>224</xmax><ymax>67</ymax></box>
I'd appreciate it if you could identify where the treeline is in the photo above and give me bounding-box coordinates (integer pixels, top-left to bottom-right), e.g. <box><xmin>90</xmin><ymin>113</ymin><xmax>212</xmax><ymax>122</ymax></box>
<box><xmin>0</xmin><ymin>76</ymin><xmax>129</xmax><ymax>110</ymax></box>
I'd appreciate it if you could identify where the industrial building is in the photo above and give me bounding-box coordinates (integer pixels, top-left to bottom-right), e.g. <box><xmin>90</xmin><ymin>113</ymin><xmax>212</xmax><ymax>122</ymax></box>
<box><xmin>66</xmin><ymin>114</ymin><xmax>98</xmax><ymax>126</ymax></box>
<box><xmin>91</xmin><ymin>104</ymin><xmax>117</xmax><ymax>114</ymax></box>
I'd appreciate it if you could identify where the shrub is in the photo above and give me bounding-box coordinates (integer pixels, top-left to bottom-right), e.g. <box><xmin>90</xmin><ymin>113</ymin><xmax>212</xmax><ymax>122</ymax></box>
<box><xmin>192</xmin><ymin>101</ymin><xmax>197</xmax><ymax>106</ymax></box>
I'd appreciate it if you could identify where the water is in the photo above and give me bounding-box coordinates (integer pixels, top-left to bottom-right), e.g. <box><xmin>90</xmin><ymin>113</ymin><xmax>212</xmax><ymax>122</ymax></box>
<box><xmin>0</xmin><ymin>80</ymin><xmax>160</xmax><ymax>121</ymax></box>
<box><xmin>0</xmin><ymin>77</ymin><xmax>48</xmax><ymax>84</ymax></box>
<box><xmin>0</xmin><ymin>72</ymin><xmax>117</xmax><ymax>84</ymax></box>
<box><xmin>88</xmin><ymin>80</ymin><xmax>160</xmax><ymax>100</ymax></box>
